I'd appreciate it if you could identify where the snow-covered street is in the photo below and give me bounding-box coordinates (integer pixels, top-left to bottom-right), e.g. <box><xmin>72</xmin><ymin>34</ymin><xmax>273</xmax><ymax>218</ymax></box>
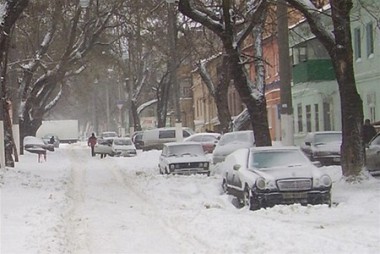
<box><xmin>1</xmin><ymin>143</ymin><xmax>380</xmax><ymax>254</ymax></box>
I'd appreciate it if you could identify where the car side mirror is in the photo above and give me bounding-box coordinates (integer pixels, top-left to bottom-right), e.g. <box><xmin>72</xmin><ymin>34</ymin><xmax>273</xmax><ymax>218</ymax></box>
<box><xmin>305</xmin><ymin>142</ymin><xmax>311</xmax><ymax>146</ymax></box>
<box><xmin>233</xmin><ymin>164</ymin><xmax>241</xmax><ymax>171</ymax></box>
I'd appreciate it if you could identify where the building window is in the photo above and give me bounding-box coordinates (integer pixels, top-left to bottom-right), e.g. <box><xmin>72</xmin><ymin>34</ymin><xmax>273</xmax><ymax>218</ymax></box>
<box><xmin>314</xmin><ymin>104</ymin><xmax>320</xmax><ymax>131</ymax></box>
<box><xmin>366</xmin><ymin>22</ymin><xmax>374</xmax><ymax>57</ymax></box>
<box><xmin>323</xmin><ymin>102</ymin><xmax>332</xmax><ymax>131</ymax></box>
<box><xmin>306</xmin><ymin>105</ymin><xmax>312</xmax><ymax>132</ymax></box>
<box><xmin>367</xmin><ymin>92</ymin><xmax>376</xmax><ymax>122</ymax></box>
<box><xmin>292</xmin><ymin>45</ymin><xmax>307</xmax><ymax>65</ymax></box>
<box><xmin>297</xmin><ymin>103</ymin><xmax>303</xmax><ymax>133</ymax></box>
<box><xmin>354</xmin><ymin>27</ymin><xmax>361</xmax><ymax>60</ymax></box>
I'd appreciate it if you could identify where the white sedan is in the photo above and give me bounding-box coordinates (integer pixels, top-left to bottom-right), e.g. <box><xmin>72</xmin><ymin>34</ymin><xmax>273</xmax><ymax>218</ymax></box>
<box><xmin>159</xmin><ymin>142</ymin><xmax>210</xmax><ymax>176</ymax></box>
<box><xmin>222</xmin><ymin>146</ymin><xmax>332</xmax><ymax>210</ymax></box>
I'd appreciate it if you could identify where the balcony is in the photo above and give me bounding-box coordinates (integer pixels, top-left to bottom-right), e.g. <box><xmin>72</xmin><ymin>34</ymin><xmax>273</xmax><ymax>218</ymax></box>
<box><xmin>292</xmin><ymin>59</ymin><xmax>335</xmax><ymax>84</ymax></box>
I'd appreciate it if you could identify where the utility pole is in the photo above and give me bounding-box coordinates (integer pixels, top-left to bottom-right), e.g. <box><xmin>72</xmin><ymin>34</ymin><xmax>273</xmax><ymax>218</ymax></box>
<box><xmin>166</xmin><ymin>0</ymin><xmax>183</xmax><ymax>141</ymax></box>
<box><xmin>277</xmin><ymin>0</ymin><xmax>294</xmax><ymax>145</ymax></box>
<box><xmin>167</xmin><ymin>0</ymin><xmax>181</xmax><ymax>124</ymax></box>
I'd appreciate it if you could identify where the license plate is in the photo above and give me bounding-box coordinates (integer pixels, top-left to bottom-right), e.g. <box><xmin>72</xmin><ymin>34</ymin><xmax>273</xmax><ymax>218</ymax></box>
<box><xmin>282</xmin><ymin>192</ymin><xmax>307</xmax><ymax>199</ymax></box>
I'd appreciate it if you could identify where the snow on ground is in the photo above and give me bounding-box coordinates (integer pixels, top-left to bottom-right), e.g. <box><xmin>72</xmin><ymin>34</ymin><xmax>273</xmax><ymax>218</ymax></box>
<box><xmin>1</xmin><ymin>142</ymin><xmax>380</xmax><ymax>254</ymax></box>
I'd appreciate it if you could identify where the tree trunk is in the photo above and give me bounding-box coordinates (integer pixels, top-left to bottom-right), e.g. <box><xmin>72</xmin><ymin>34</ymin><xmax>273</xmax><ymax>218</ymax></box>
<box><xmin>330</xmin><ymin>0</ymin><xmax>364</xmax><ymax>178</ymax></box>
<box><xmin>227</xmin><ymin>49</ymin><xmax>272</xmax><ymax>146</ymax></box>
<box><xmin>214</xmin><ymin>55</ymin><xmax>232</xmax><ymax>133</ymax></box>
<box><xmin>131</xmin><ymin>100</ymin><xmax>142</xmax><ymax>131</ymax></box>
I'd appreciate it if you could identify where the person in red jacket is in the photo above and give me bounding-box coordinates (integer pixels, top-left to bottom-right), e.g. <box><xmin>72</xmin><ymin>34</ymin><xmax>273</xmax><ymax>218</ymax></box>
<box><xmin>87</xmin><ymin>133</ymin><xmax>97</xmax><ymax>157</ymax></box>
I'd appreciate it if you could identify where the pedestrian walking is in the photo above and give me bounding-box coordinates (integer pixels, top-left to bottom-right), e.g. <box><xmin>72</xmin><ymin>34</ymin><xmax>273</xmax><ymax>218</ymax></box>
<box><xmin>363</xmin><ymin>119</ymin><xmax>377</xmax><ymax>145</ymax></box>
<box><xmin>88</xmin><ymin>133</ymin><xmax>97</xmax><ymax>157</ymax></box>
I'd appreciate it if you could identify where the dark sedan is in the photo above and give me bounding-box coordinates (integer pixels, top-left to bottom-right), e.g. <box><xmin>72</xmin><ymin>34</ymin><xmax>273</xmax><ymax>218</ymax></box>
<box><xmin>222</xmin><ymin>146</ymin><xmax>332</xmax><ymax>210</ymax></box>
<box><xmin>366</xmin><ymin>132</ymin><xmax>380</xmax><ymax>176</ymax></box>
<box><xmin>300</xmin><ymin>131</ymin><xmax>342</xmax><ymax>166</ymax></box>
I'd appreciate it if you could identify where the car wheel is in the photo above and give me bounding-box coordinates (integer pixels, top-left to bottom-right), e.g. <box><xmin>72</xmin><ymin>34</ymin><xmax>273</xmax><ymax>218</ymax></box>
<box><xmin>242</xmin><ymin>187</ymin><xmax>260</xmax><ymax>211</ymax></box>
<box><xmin>241</xmin><ymin>188</ymin><xmax>251</xmax><ymax>209</ymax></box>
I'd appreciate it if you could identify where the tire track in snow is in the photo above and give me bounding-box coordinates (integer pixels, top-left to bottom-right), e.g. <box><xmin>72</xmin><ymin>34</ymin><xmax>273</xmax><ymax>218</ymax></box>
<box><xmin>108</xmin><ymin>165</ymin><xmax>213</xmax><ymax>253</ymax></box>
<box><xmin>64</xmin><ymin>148</ymin><xmax>90</xmax><ymax>254</ymax></box>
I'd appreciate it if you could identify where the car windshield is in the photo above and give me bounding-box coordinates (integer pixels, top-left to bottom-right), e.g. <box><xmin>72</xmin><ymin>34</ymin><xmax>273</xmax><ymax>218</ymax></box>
<box><xmin>219</xmin><ymin>132</ymin><xmax>252</xmax><ymax>145</ymax></box>
<box><xmin>314</xmin><ymin>133</ymin><xmax>341</xmax><ymax>144</ymax></box>
<box><xmin>168</xmin><ymin>144</ymin><xmax>204</xmax><ymax>156</ymax></box>
<box><xmin>103</xmin><ymin>132</ymin><xmax>117</xmax><ymax>138</ymax></box>
<box><xmin>114</xmin><ymin>139</ymin><xmax>132</xmax><ymax>146</ymax></box>
<box><xmin>251</xmin><ymin>150</ymin><xmax>309</xmax><ymax>169</ymax></box>
<box><xmin>370</xmin><ymin>134</ymin><xmax>380</xmax><ymax>145</ymax></box>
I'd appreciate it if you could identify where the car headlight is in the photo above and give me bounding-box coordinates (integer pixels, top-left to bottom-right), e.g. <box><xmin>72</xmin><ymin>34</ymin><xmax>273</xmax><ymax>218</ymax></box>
<box><xmin>319</xmin><ymin>174</ymin><xmax>332</xmax><ymax>187</ymax></box>
<box><xmin>170</xmin><ymin>164</ymin><xmax>175</xmax><ymax>170</ymax></box>
<box><xmin>255</xmin><ymin>177</ymin><xmax>266</xmax><ymax>190</ymax></box>
<box><xmin>204</xmin><ymin>162</ymin><xmax>209</xmax><ymax>168</ymax></box>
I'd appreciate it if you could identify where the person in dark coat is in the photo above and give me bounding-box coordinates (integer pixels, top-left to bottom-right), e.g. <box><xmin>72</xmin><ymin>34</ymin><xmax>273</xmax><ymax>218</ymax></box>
<box><xmin>363</xmin><ymin>119</ymin><xmax>377</xmax><ymax>145</ymax></box>
<box><xmin>49</xmin><ymin>136</ymin><xmax>55</xmax><ymax>145</ymax></box>
<box><xmin>87</xmin><ymin>133</ymin><xmax>97</xmax><ymax>157</ymax></box>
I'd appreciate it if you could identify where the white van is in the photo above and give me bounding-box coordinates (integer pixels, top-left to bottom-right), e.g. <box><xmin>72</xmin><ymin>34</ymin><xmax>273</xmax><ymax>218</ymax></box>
<box><xmin>141</xmin><ymin>127</ymin><xmax>194</xmax><ymax>151</ymax></box>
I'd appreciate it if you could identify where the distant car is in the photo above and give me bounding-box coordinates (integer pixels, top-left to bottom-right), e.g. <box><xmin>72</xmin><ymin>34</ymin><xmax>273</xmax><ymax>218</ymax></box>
<box><xmin>41</xmin><ymin>134</ymin><xmax>60</xmax><ymax>148</ymax></box>
<box><xmin>212</xmin><ymin>130</ymin><xmax>255</xmax><ymax>164</ymax></box>
<box><xmin>131</xmin><ymin>131</ymin><xmax>144</xmax><ymax>149</ymax></box>
<box><xmin>112</xmin><ymin>137</ymin><xmax>137</xmax><ymax>157</ymax></box>
<box><xmin>300</xmin><ymin>131</ymin><xmax>342</xmax><ymax>166</ymax></box>
<box><xmin>24</xmin><ymin>136</ymin><xmax>54</xmax><ymax>153</ymax></box>
<box><xmin>222</xmin><ymin>146</ymin><xmax>332</xmax><ymax>210</ymax></box>
<box><xmin>141</xmin><ymin>127</ymin><xmax>194</xmax><ymax>151</ymax></box>
<box><xmin>94</xmin><ymin>138</ymin><xmax>114</xmax><ymax>157</ymax></box>
<box><xmin>183</xmin><ymin>132</ymin><xmax>221</xmax><ymax>153</ymax></box>
<box><xmin>366</xmin><ymin>132</ymin><xmax>380</xmax><ymax>176</ymax></box>
<box><xmin>101</xmin><ymin>131</ymin><xmax>118</xmax><ymax>140</ymax></box>
<box><xmin>158</xmin><ymin>142</ymin><xmax>210</xmax><ymax>176</ymax></box>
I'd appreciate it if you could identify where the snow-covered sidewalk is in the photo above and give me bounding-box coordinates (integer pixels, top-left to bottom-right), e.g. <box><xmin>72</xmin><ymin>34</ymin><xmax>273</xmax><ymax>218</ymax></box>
<box><xmin>1</xmin><ymin>143</ymin><xmax>380</xmax><ymax>253</ymax></box>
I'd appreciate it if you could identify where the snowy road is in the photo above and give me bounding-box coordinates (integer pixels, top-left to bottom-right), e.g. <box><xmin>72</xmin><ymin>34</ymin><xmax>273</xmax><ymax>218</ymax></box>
<box><xmin>1</xmin><ymin>143</ymin><xmax>380</xmax><ymax>254</ymax></box>
<box><xmin>64</xmin><ymin>147</ymin><xmax>208</xmax><ymax>253</ymax></box>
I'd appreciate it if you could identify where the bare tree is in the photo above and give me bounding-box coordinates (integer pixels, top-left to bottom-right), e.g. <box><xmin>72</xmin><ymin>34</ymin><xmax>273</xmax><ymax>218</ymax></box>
<box><xmin>14</xmin><ymin>0</ymin><xmax>124</xmax><ymax>149</ymax></box>
<box><xmin>179</xmin><ymin>0</ymin><xmax>272</xmax><ymax>146</ymax></box>
<box><xmin>0</xmin><ymin>0</ymin><xmax>29</xmax><ymax>166</ymax></box>
<box><xmin>285</xmin><ymin>0</ymin><xmax>364</xmax><ymax>179</ymax></box>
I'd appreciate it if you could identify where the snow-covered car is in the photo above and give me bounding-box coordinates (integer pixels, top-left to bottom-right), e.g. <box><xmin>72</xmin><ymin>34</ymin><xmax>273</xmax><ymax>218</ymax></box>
<box><xmin>222</xmin><ymin>146</ymin><xmax>332</xmax><ymax>210</ymax></box>
<box><xmin>112</xmin><ymin>137</ymin><xmax>137</xmax><ymax>157</ymax></box>
<box><xmin>158</xmin><ymin>142</ymin><xmax>210</xmax><ymax>176</ymax></box>
<box><xmin>41</xmin><ymin>134</ymin><xmax>60</xmax><ymax>148</ymax></box>
<box><xmin>94</xmin><ymin>139</ymin><xmax>114</xmax><ymax>156</ymax></box>
<box><xmin>212</xmin><ymin>130</ymin><xmax>255</xmax><ymax>164</ymax></box>
<box><xmin>183</xmin><ymin>132</ymin><xmax>221</xmax><ymax>153</ymax></box>
<box><xmin>300</xmin><ymin>131</ymin><xmax>342</xmax><ymax>166</ymax></box>
<box><xmin>366</xmin><ymin>132</ymin><xmax>380</xmax><ymax>176</ymax></box>
<box><xmin>101</xmin><ymin>131</ymin><xmax>118</xmax><ymax>140</ymax></box>
<box><xmin>24</xmin><ymin>136</ymin><xmax>54</xmax><ymax>153</ymax></box>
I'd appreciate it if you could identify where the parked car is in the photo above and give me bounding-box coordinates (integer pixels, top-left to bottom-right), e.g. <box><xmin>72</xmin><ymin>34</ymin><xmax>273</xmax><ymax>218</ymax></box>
<box><xmin>183</xmin><ymin>132</ymin><xmax>221</xmax><ymax>153</ymax></box>
<box><xmin>101</xmin><ymin>131</ymin><xmax>118</xmax><ymax>140</ymax></box>
<box><xmin>141</xmin><ymin>127</ymin><xmax>194</xmax><ymax>151</ymax></box>
<box><xmin>112</xmin><ymin>137</ymin><xmax>137</xmax><ymax>157</ymax></box>
<box><xmin>131</xmin><ymin>131</ymin><xmax>144</xmax><ymax>149</ymax></box>
<box><xmin>300</xmin><ymin>131</ymin><xmax>342</xmax><ymax>166</ymax></box>
<box><xmin>222</xmin><ymin>146</ymin><xmax>332</xmax><ymax>210</ymax></box>
<box><xmin>158</xmin><ymin>142</ymin><xmax>210</xmax><ymax>176</ymax></box>
<box><xmin>212</xmin><ymin>130</ymin><xmax>255</xmax><ymax>164</ymax></box>
<box><xmin>366</xmin><ymin>132</ymin><xmax>380</xmax><ymax>176</ymax></box>
<box><xmin>94</xmin><ymin>138</ymin><xmax>114</xmax><ymax>157</ymax></box>
<box><xmin>41</xmin><ymin>134</ymin><xmax>60</xmax><ymax>148</ymax></box>
<box><xmin>24</xmin><ymin>136</ymin><xmax>54</xmax><ymax>153</ymax></box>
